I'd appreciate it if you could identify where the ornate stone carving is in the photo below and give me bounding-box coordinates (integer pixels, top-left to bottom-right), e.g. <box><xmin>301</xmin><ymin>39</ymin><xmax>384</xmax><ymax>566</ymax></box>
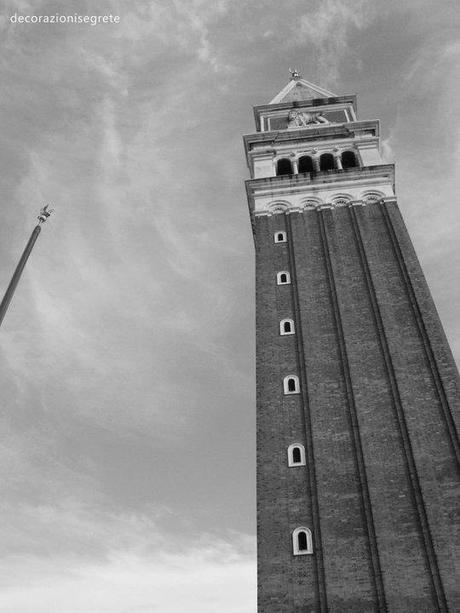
<box><xmin>361</xmin><ymin>191</ymin><xmax>385</xmax><ymax>203</ymax></box>
<box><xmin>287</xmin><ymin>110</ymin><xmax>330</xmax><ymax>128</ymax></box>
<box><xmin>301</xmin><ymin>198</ymin><xmax>322</xmax><ymax>210</ymax></box>
<box><xmin>267</xmin><ymin>200</ymin><xmax>290</xmax><ymax>214</ymax></box>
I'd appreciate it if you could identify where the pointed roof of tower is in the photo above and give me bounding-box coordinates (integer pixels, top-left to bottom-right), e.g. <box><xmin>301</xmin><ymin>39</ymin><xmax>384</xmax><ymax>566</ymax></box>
<box><xmin>269</xmin><ymin>71</ymin><xmax>336</xmax><ymax>104</ymax></box>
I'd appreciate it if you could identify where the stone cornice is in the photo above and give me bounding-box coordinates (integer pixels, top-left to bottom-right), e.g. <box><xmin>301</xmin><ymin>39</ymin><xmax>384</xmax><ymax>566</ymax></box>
<box><xmin>246</xmin><ymin>164</ymin><xmax>394</xmax><ymax>194</ymax></box>
<box><xmin>245</xmin><ymin>165</ymin><xmax>395</xmax><ymax>223</ymax></box>
<box><xmin>250</xmin><ymin>194</ymin><xmax>395</xmax><ymax>221</ymax></box>
<box><xmin>243</xmin><ymin>121</ymin><xmax>380</xmax><ymax>162</ymax></box>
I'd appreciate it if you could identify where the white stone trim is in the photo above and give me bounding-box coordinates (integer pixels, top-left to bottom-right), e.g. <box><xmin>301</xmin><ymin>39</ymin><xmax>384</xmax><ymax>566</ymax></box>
<box><xmin>287</xmin><ymin>444</ymin><xmax>306</xmax><ymax>466</ymax></box>
<box><xmin>331</xmin><ymin>193</ymin><xmax>353</xmax><ymax>207</ymax></box>
<box><xmin>269</xmin><ymin>78</ymin><xmax>336</xmax><ymax>104</ymax></box>
<box><xmin>277</xmin><ymin>271</ymin><xmax>291</xmax><ymax>285</ymax></box>
<box><xmin>280</xmin><ymin>318</ymin><xmax>295</xmax><ymax>335</ymax></box>
<box><xmin>253</xmin><ymin>179</ymin><xmax>395</xmax><ymax>215</ymax></box>
<box><xmin>283</xmin><ymin>375</ymin><xmax>300</xmax><ymax>395</ymax></box>
<box><xmin>267</xmin><ymin>200</ymin><xmax>290</xmax><ymax>214</ymax></box>
<box><xmin>274</xmin><ymin>231</ymin><xmax>287</xmax><ymax>243</ymax></box>
<box><xmin>361</xmin><ymin>190</ymin><xmax>385</xmax><ymax>203</ymax></box>
<box><xmin>382</xmin><ymin>196</ymin><xmax>397</xmax><ymax>205</ymax></box>
<box><xmin>300</xmin><ymin>196</ymin><xmax>323</xmax><ymax>209</ymax></box>
<box><xmin>292</xmin><ymin>527</ymin><xmax>313</xmax><ymax>555</ymax></box>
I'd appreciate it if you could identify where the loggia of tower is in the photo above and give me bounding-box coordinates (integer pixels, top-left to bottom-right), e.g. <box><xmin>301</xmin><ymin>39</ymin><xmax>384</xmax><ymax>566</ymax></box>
<box><xmin>244</xmin><ymin>74</ymin><xmax>460</xmax><ymax>613</ymax></box>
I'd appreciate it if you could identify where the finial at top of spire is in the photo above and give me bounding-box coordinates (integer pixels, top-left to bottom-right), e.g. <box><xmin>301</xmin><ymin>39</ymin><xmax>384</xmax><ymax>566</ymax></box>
<box><xmin>289</xmin><ymin>67</ymin><xmax>301</xmax><ymax>80</ymax></box>
<box><xmin>37</xmin><ymin>204</ymin><xmax>54</xmax><ymax>224</ymax></box>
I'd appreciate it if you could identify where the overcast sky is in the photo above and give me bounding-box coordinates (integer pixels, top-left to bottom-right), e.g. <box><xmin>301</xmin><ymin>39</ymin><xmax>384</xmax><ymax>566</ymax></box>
<box><xmin>0</xmin><ymin>1</ymin><xmax>459</xmax><ymax>611</ymax></box>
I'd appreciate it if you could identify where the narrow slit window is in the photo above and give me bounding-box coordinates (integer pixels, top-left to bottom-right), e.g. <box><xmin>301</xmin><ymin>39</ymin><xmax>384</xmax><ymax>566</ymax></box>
<box><xmin>274</xmin><ymin>231</ymin><xmax>287</xmax><ymax>243</ymax></box>
<box><xmin>277</xmin><ymin>271</ymin><xmax>291</xmax><ymax>285</ymax></box>
<box><xmin>283</xmin><ymin>375</ymin><xmax>299</xmax><ymax>395</ymax></box>
<box><xmin>288</xmin><ymin>444</ymin><xmax>306</xmax><ymax>466</ymax></box>
<box><xmin>298</xmin><ymin>531</ymin><xmax>308</xmax><ymax>550</ymax></box>
<box><xmin>280</xmin><ymin>318</ymin><xmax>295</xmax><ymax>335</ymax></box>
<box><xmin>292</xmin><ymin>527</ymin><xmax>313</xmax><ymax>555</ymax></box>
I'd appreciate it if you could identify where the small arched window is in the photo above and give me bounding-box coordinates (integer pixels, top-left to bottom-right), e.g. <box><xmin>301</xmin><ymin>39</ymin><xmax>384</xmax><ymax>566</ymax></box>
<box><xmin>292</xmin><ymin>527</ymin><xmax>313</xmax><ymax>555</ymax></box>
<box><xmin>298</xmin><ymin>156</ymin><xmax>314</xmax><ymax>173</ymax></box>
<box><xmin>276</xmin><ymin>158</ymin><xmax>293</xmax><ymax>176</ymax></box>
<box><xmin>320</xmin><ymin>153</ymin><xmax>335</xmax><ymax>171</ymax></box>
<box><xmin>277</xmin><ymin>271</ymin><xmax>291</xmax><ymax>285</ymax></box>
<box><xmin>288</xmin><ymin>444</ymin><xmax>306</xmax><ymax>466</ymax></box>
<box><xmin>341</xmin><ymin>150</ymin><xmax>358</xmax><ymax>168</ymax></box>
<box><xmin>283</xmin><ymin>375</ymin><xmax>300</xmax><ymax>395</ymax></box>
<box><xmin>280</xmin><ymin>318</ymin><xmax>295</xmax><ymax>335</ymax></box>
<box><xmin>274</xmin><ymin>231</ymin><xmax>287</xmax><ymax>243</ymax></box>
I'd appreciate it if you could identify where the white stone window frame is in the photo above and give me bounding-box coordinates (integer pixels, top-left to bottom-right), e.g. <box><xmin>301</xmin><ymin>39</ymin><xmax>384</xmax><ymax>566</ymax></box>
<box><xmin>277</xmin><ymin>271</ymin><xmax>291</xmax><ymax>285</ymax></box>
<box><xmin>292</xmin><ymin>527</ymin><xmax>313</xmax><ymax>555</ymax></box>
<box><xmin>287</xmin><ymin>444</ymin><xmax>306</xmax><ymax>467</ymax></box>
<box><xmin>274</xmin><ymin>231</ymin><xmax>287</xmax><ymax>243</ymax></box>
<box><xmin>280</xmin><ymin>318</ymin><xmax>295</xmax><ymax>336</ymax></box>
<box><xmin>283</xmin><ymin>374</ymin><xmax>300</xmax><ymax>395</ymax></box>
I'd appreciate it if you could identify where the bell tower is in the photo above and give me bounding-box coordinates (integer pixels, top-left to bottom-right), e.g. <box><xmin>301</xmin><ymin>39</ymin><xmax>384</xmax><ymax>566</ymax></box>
<box><xmin>244</xmin><ymin>74</ymin><xmax>460</xmax><ymax>612</ymax></box>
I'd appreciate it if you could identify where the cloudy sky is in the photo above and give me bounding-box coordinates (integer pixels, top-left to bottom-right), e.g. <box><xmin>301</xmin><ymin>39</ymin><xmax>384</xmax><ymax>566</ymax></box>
<box><xmin>0</xmin><ymin>0</ymin><xmax>458</xmax><ymax>611</ymax></box>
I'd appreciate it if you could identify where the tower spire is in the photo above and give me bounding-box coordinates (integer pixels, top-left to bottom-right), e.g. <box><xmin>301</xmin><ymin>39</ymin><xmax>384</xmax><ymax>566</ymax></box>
<box><xmin>0</xmin><ymin>206</ymin><xmax>54</xmax><ymax>329</ymax></box>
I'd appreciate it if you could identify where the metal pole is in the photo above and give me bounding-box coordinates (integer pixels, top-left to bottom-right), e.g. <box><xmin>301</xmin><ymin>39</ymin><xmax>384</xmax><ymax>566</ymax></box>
<box><xmin>0</xmin><ymin>206</ymin><xmax>53</xmax><ymax>329</ymax></box>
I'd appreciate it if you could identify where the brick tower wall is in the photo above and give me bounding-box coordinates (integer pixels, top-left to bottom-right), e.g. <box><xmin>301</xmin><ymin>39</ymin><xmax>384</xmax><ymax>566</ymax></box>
<box><xmin>255</xmin><ymin>198</ymin><xmax>460</xmax><ymax>613</ymax></box>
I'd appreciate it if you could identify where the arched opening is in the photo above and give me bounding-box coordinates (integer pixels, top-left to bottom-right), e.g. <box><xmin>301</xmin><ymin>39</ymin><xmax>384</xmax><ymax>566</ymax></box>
<box><xmin>287</xmin><ymin>443</ymin><xmax>306</xmax><ymax>466</ymax></box>
<box><xmin>292</xmin><ymin>447</ymin><xmax>301</xmax><ymax>463</ymax></box>
<box><xmin>276</xmin><ymin>158</ymin><xmax>293</xmax><ymax>176</ymax></box>
<box><xmin>277</xmin><ymin>272</ymin><xmax>291</xmax><ymax>285</ymax></box>
<box><xmin>298</xmin><ymin>531</ymin><xmax>308</xmax><ymax>551</ymax></box>
<box><xmin>280</xmin><ymin>318</ymin><xmax>294</xmax><ymax>336</ymax></box>
<box><xmin>292</xmin><ymin>527</ymin><xmax>313</xmax><ymax>555</ymax></box>
<box><xmin>320</xmin><ymin>153</ymin><xmax>335</xmax><ymax>171</ymax></box>
<box><xmin>274</xmin><ymin>231</ymin><xmax>286</xmax><ymax>243</ymax></box>
<box><xmin>341</xmin><ymin>150</ymin><xmax>357</xmax><ymax>168</ymax></box>
<box><xmin>298</xmin><ymin>156</ymin><xmax>314</xmax><ymax>173</ymax></box>
<box><xmin>283</xmin><ymin>375</ymin><xmax>299</xmax><ymax>394</ymax></box>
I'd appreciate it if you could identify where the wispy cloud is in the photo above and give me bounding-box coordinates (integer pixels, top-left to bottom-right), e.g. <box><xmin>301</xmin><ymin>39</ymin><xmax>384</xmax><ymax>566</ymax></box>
<box><xmin>297</xmin><ymin>0</ymin><xmax>373</xmax><ymax>85</ymax></box>
<box><xmin>0</xmin><ymin>2</ymin><xmax>458</xmax><ymax>611</ymax></box>
<box><xmin>0</xmin><ymin>502</ymin><xmax>255</xmax><ymax>613</ymax></box>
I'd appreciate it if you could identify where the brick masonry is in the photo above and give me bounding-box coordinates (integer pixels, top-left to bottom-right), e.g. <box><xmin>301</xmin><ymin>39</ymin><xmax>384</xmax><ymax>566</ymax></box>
<box><xmin>254</xmin><ymin>199</ymin><xmax>460</xmax><ymax>612</ymax></box>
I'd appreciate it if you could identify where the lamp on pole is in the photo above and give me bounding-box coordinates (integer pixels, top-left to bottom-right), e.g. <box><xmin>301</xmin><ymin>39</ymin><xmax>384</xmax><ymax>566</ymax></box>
<box><xmin>0</xmin><ymin>205</ymin><xmax>54</xmax><ymax>329</ymax></box>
